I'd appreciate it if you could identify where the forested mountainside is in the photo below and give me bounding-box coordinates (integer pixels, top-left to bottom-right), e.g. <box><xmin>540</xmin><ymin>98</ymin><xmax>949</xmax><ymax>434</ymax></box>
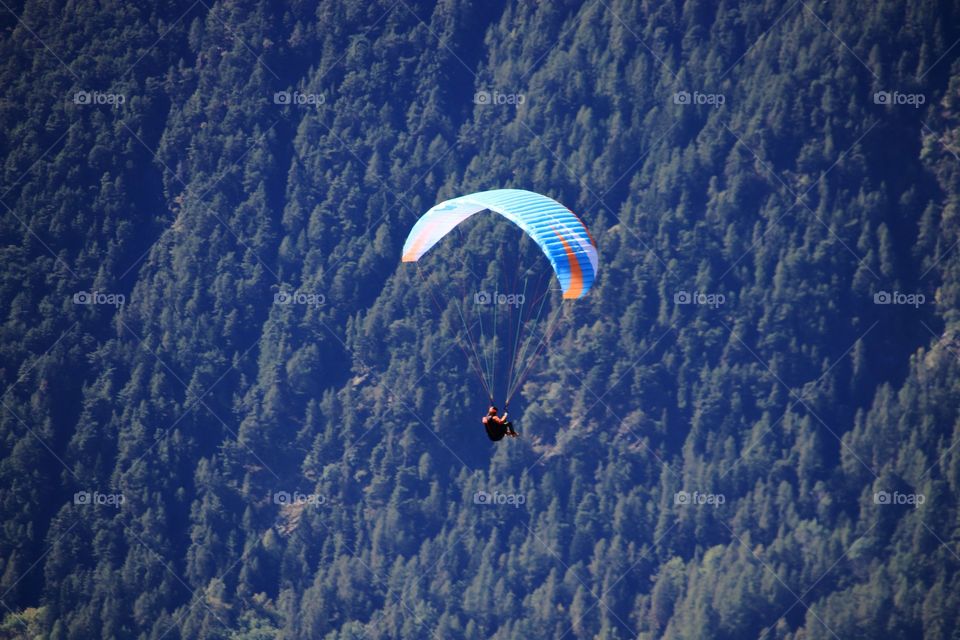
<box><xmin>1</xmin><ymin>0</ymin><xmax>959</xmax><ymax>638</ymax></box>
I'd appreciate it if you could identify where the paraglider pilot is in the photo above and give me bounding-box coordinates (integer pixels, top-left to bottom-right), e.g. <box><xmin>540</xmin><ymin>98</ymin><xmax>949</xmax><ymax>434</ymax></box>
<box><xmin>483</xmin><ymin>405</ymin><xmax>519</xmax><ymax>441</ymax></box>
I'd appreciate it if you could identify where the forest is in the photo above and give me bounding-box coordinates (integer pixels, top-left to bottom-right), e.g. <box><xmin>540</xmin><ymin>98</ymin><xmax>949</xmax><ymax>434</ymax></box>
<box><xmin>0</xmin><ymin>0</ymin><xmax>959</xmax><ymax>638</ymax></box>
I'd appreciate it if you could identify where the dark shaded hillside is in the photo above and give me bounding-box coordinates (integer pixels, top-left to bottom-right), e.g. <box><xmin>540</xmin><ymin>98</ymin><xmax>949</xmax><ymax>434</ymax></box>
<box><xmin>1</xmin><ymin>0</ymin><xmax>959</xmax><ymax>638</ymax></box>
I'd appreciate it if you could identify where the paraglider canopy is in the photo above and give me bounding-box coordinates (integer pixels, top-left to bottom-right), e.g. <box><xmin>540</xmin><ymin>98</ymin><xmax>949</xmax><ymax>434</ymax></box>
<box><xmin>402</xmin><ymin>188</ymin><xmax>598</xmax><ymax>408</ymax></box>
<box><xmin>402</xmin><ymin>189</ymin><xmax>598</xmax><ymax>299</ymax></box>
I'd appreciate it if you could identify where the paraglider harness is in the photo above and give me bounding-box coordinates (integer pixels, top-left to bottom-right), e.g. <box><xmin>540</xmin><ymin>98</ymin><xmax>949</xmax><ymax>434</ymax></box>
<box><xmin>483</xmin><ymin>405</ymin><xmax>515</xmax><ymax>441</ymax></box>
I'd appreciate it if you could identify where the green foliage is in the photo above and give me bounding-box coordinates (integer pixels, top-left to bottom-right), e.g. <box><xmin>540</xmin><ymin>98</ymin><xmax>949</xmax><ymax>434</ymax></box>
<box><xmin>0</xmin><ymin>0</ymin><xmax>958</xmax><ymax>638</ymax></box>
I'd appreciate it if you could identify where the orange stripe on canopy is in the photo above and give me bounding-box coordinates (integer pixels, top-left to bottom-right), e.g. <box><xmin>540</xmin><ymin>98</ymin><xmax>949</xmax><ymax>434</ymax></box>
<box><xmin>402</xmin><ymin>215</ymin><xmax>448</xmax><ymax>262</ymax></box>
<box><xmin>554</xmin><ymin>230</ymin><xmax>583</xmax><ymax>299</ymax></box>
